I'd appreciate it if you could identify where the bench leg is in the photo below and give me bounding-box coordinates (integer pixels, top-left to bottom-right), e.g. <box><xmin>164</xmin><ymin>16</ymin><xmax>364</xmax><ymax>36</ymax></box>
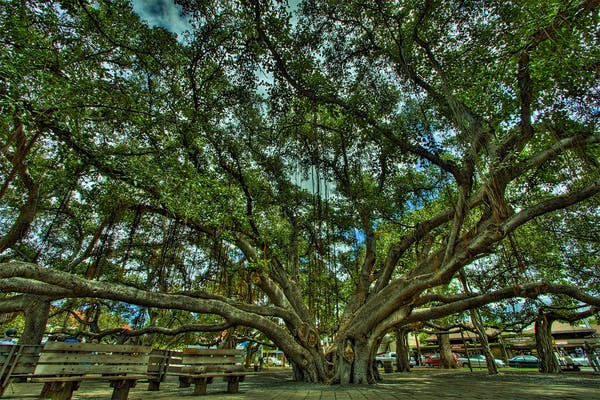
<box><xmin>226</xmin><ymin>376</ymin><xmax>241</xmax><ymax>393</ymax></box>
<box><xmin>147</xmin><ymin>379</ymin><xmax>161</xmax><ymax>391</ymax></box>
<box><xmin>0</xmin><ymin>379</ymin><xmax>7</xmax><ymax>397</ymax></box>
<box><xmin>39</xmin><ymin>381</ymin><xmax>78</xmax><ymax>400</ymax></box>
<box><xmin>191</xmin><ymin>377</ymin><xmax>212</xmax><ymax>395</ymax></box>
<box><xmin>179</xmin><ymin>376</ymin><xmax>191</xmax><ymax>388</ymax></box>
<box><xmin>110</xmin><ymin>380</ymin><xmax>136</xmax><ymax>400</ymax></box>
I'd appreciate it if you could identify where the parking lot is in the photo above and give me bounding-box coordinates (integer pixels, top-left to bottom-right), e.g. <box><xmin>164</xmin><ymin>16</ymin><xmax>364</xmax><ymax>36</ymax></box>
<box><xmin>2</xmin><ymin>367</ymin><xmax>600</xmax><ymax>400</ymax></box>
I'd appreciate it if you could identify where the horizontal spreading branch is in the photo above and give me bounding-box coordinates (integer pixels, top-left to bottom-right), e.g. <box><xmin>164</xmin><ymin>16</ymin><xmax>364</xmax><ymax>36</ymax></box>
<box><xmin>0</xmin><ymin>294</ymin><xmax>32</xmax><ymax>313</ymax></box>
<box><xmin>0</xmin><ymin>261</ymin><xmax>322</xmax><ymax>364</ymax></box>
<box><xmin>404</xmin><ymin>282</ymin><xmax>600</xmax><ymax>326</ymax></box>
<box><xmin>0</xmin><ymin>261</ymin><xmax>285</xmax><ymax>334</ymax></box>
<box><xmin>0</xmin><ymin>278</ymin><xmax>72</xmax><ymax>299</ymax></box>
<box><xmin>82</xmin><ymin>322</ymin><xmax>233</xmax><ymax>340</ymax></box>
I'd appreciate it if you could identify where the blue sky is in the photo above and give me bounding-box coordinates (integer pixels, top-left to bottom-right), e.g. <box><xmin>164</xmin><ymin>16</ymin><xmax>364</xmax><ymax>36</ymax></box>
<box><xmin>131</xmin><ymin>0</ymin><xmax>302</xmax><ymax>35</ymax></box>
<box><xmin>131</xmin><ymin>0</ymin><xmax>190</xmax><ymax>36</ymax></box>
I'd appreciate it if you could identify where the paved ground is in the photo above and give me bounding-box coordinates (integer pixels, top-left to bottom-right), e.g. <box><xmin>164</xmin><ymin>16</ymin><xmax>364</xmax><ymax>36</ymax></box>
<box><xmin>3</xmin><ymin>367</ymin><xmax>600</xmax><ymax>400</ymax></box>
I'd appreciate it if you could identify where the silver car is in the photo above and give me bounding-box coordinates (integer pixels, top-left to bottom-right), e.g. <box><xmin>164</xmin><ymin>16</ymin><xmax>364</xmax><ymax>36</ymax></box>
<box><xmin>458</xmin><ymin>354</ymin><xmax>505</xmax><ymax>368</ymax></box>
<box><xmin>571</xmin><ymin>355</ymin><xmax>590</xmax><ymax>366</ymax></box>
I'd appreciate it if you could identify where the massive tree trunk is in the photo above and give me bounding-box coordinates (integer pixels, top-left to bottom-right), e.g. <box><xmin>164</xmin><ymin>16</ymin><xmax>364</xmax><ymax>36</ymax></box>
<box><xmin>395</xmin><ymin>326</ymin><xmax>412</xmax><ymax>372</ymax></box>
<box><xmin>19</xmin><ymin>295</ymin><xmax>50</xmax><ymax>345</ymax></box>
<box><xmin>535</xmin><ymin>313</ymin><xmax>560</xmax><ymax>373</ymax></box>
<box><xmin>438</xmin><ymin>333</ymin><xmax>457</xmax><ymax>369</ymax></box>
<box><xmin>11</xmin><ymin>295</ymin><xmax>50</xmax><ymax>383</ymax></box>
<box><xmin>333</xmin><ymin>336</ymin><xmax>375</xmax><ymax>384</ymax></box>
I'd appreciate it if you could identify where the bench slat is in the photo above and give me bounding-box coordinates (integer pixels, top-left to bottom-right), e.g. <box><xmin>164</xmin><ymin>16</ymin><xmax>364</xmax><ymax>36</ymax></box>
<box><xmin>182</xmin><ymin>348</ymin><xmax>241</xmax><ymax>356</ymax></box>
<box><xmin>6</xmin><ymin>365</ymin><xmax>38</xmax><ymax>375</ymax></box>
<box><xmin>34</xmin><ymin>364</ymin><xmax>148</xmax><ymax>376</ymax></box>
<box><xmin>181</xmin><ymin>356</ymin><xmax>239</xmax><ymax>365</ymax></box>
<box><xmin>38</xmin><ymin>352</ymin><xmax>149</xmax><ymax>364</ymax></box>
<box><xmin>32</xmin><ymin>374</ymin><xmax>147</xmax><ymax>383</ymax></box>
<box><xmin>35</xmin><ymin>342</ymin><xmax>151</xmax><ymax>377</ymax></box>
<box><xmin>40</xmin><ymin>342</ymin><xmax>150</xmax><ymax>353</ymax></box>
<box><xmin>1</xmin><ymin>344</ymin><xmax>43</xmax><ymax>395</ymax></box>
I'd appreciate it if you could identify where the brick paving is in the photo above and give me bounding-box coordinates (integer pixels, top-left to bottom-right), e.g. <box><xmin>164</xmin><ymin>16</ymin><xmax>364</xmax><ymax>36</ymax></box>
<box><xmin>2</xmin><ymin>368</ymin><xmax>600</xmax><ymax>400</ymax></box>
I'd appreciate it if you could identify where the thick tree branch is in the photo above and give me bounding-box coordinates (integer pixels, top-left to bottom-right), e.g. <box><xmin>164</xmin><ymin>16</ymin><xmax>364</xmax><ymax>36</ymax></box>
<box><xmin>82</xmin><ymin>322</ymin><xmax>233</xmax><ymax>340</ymax></box>
<box><xmin>0</xmin><ymin>294</ymin><xmax>32</xmax><ymax>313</ymax></box>
<box><xmin>0</xmin><ymin>278</ymin><xmax>71</xmax><ymax>299</ymax></box>
<box><xmin>403</xmin><ymin>282</ymin><xmax>600</xmax><ymax>326</ymax></box>
<box><xmin>504</xmin><ymin>180</ymin><xmax>600</xmax><ymax>234</ymax></box>
<box><xmin>0</xmin><ymin>260</ymin><xmax>321</xmax><ymax>370</ymax></box>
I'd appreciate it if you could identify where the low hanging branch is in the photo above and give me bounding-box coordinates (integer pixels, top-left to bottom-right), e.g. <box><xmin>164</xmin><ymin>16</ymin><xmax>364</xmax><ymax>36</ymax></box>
<box><xmin>401</xmin><ymin>283</ymin><xmax>600</xmax><ymax>328</ymax></box>
<box><xmin>81</xmin><ymin>322</ymin><xmax>233</xmax><ymax>341</ymax></box>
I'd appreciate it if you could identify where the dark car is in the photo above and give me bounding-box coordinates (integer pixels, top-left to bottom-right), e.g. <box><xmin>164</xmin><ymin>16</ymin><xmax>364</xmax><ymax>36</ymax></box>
<box><xmin>508</xmin><ymin>355</ymin><xmax>539</xmax><ymax>368</ymax></box>
<box><xmin>423</xmin><ymin>353</ymin><xmax>459</xmax><ymax>367</ymax></box>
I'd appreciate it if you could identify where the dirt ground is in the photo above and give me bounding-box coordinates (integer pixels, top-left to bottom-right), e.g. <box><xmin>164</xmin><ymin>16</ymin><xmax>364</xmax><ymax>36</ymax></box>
<box><xmin>3</xmin><ymin>367</ymin><xmax>600</xmax><ymax>400</ymax></box>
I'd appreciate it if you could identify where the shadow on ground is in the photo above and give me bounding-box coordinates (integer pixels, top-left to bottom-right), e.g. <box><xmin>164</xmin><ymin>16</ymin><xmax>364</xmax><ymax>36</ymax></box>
<box><xmin>3</xmin><ymin>368</ymin><xmax>600</xmax><ymax>400</ymax></box>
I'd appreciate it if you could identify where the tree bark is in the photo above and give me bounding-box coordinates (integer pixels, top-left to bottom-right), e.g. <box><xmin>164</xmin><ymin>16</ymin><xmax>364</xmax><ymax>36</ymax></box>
<box><xmin>535</xmin><ymin>313</ymin><xmax>560</xmax><ymax>373</ymax></box>
<box><xmin>395</xmin><ymin>327</ymin><xmax>412</xmax><ymax>372</ymax></box>
<box><xmin>19</xmin><ymin>295</ymin><xmax>50</xmax><ymax>345</ymax></box>
<box><xmin>460</xmin><ymin>271</ymin><xmax>498</xmax><ymax>374</ymax></box>
<box><xmin>333</xmin><ymin>336</ymin><xmax>376</xmax><ymax>384</ymax></box>
<box><xmin>4</xmin><ymin>262</ymin><xmax>600</xmax><ymax>384</ymax></box>
<box><xmin>438</xmin><ymin>333</ymin><xmax>457</xmax><ymax>369</ymax></box>
<box><xmin>470</xmin><ymin>308</ymin><xmax>498</xmax><ymax>374</ymax></box>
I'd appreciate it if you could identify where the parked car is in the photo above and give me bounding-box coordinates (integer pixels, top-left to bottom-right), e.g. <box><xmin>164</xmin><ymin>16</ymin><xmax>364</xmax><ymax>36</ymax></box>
<box><xmin>375</xmin><ymin>352</ymin><xmax>417</xmax><ymax>368</ymax></box>
<box><xmin>265</xmin><ymin>356</ymin><xmax>283</xmax><ymax>366</ymax></box>
<box><xmin>375</xmin><ymin>352</ymin><xmax>396</xmax><ymax>367</ymax></box>
<box><xmin>508</xmin><ymin>355</ymin><xmax>539</xmax><ymax>368</ymax></box>
<box><xmin>458</xmin><ymin>354</ymin><xmax>505</xmax><ymax>368</ymax></box>
<box><xmin>555</xmin><ymin>352</ymin><xmax>580</xmax><ymax>371</ymax></box>
<box><xmin>571</xmin><ymin>355</ymin><xmax>590</xmax><ymax>366</ymax></box>
<box><xmin>423</xmin><ymin>353</ymin><xmax>459</xmax><ymax>367</ymax></box>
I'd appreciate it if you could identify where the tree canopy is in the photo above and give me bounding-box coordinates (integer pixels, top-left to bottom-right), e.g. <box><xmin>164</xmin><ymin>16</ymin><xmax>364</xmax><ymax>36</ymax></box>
<box><xmin>1</xmin><ymin>0</ymin><xmax>599</xmax><ymax>384</ymax></box>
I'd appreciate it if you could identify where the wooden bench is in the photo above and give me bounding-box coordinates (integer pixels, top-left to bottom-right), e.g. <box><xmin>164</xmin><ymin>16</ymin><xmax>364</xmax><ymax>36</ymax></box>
<box><xmin>146</xmin><ymin>348</ymin><xmax>182</xmax><ymax>391</ymax></box>
<box><xmin>173</xmin><ymin>348</ymin><xmax>247</xmax><ymax>395</ymax></box>
<box><xmin>0</xmin><ymin>344</ymin><xmax>43</xmax><ymax>396</ymax></box>
<box><xmin>31</xmin><ymin>341</ymin><xmax>151</xmax><ymax>400</ymax></box>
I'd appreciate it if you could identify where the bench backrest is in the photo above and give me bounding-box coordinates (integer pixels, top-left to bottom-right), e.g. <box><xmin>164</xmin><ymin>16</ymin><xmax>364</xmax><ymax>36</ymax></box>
<box><xmin>147</xmin><ymin>349</ymin><xmax>184</xmax><ymax>375</ymax></box>
<box><xmin>1</xmin><ymin>344</ymin><xmax>43</xmax><ymax>378</ymax></box>
<box><xmin>147</xmin><ymin>349</ymin><xmax>170</xmax><ymax>377</ymax></box>
<box><xmin>180</xmin><ymin>348</ymin><xmax>244</xmax><ymax>373</ymax></box>
<box><xmin>1</xmin><ymin>344</ymin><xmax>43</xmax><ymax>394</ymax></box>
<box><xmin>166</xmin><ymin>350</ymin><xmax>183</xmax><ymax>374</ymax></box>
<box><xmin>34</xmin><ymin>342</ymin><xmax>151</xmax><ymax>376</ymax></box>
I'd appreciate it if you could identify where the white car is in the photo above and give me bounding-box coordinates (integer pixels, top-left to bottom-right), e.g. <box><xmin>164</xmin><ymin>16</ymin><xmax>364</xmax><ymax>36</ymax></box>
<box><xmin>265</xmin><ymin>356</ymin><xmax>283</xmax><ymax>366</ymax></box>
<box><xmin>375</xmin><ymin>352</ymin><xmax>395</xmax><ymax>367</ymax></box>
<box><xmin>571</xmin><ymin>355</ymin><xmax>590</xmax><ymax>366</ymax></box>
<box><xmin>375</xmin><ymin>352</ymin><xmax>416</xmax><ymax>367</ymax></box>
<box><xmin>458</xmin><ymin>354</ymin><xmax>505</xmax><ymax>368</ymax></box>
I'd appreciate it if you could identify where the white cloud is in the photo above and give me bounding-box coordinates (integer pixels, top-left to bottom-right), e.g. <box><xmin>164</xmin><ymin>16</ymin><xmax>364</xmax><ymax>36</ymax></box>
<box><xmin>130</xmin><ymin>0</ymin><xmax>190</xmax><ymax>36</ymax></box>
